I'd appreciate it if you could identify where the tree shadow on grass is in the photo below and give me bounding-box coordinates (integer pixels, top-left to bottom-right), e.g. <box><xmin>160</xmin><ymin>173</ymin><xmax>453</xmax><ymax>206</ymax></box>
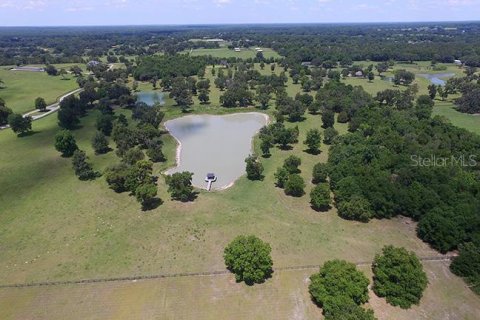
<box><xmin>303</xmin><ymin>149</ymin><xmax>322</xmax><ymax>155</ymax></box>
<box><xmin>17</xmin><ymin>130</ymin><xmax>40</xmax><ymax>138</ymax></box>
<box><xmin>142</xmin><ymin>197</ymin><xmax>163</xmax><ymax>211</ymax></box>
<box><xmin>311</xmin><ymin>204</ymin><xmax>332</xmax><ymax>212</ymax></box>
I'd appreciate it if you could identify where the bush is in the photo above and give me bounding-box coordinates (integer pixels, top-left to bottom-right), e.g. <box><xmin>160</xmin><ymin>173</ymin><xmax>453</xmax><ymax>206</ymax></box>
<box><xmin>284</xmin><ymin>174</ymin><xmax>305</xmax><ymax>197</ymax></box>
<box><xmin>372</xmin><ymin>246</ymin><xmax>428</xmax><ymax>309</ymax></box>
<box><xmin>337</xmin><ymin>195</ymin><xmax>374</xmax><ymax>222</ymax></box>
<box><xmin>124</xmin><ymin>160</ymin><xmax>153</xmax><ymax>192</ymax></box>
<box><xmin>304</xmin><ymin>129</ymin><xmax>322</xmax><ymax>154</ymax></box>
<box><xmin>146</xmin><ymin>138</ymin><xmax>166</xmax><ymax>162</ymax></box>
<box><xmin>165</xmin><ymin>171</ymin><xmax>195</xmax><ymax>202</ymax></box>
<box><xmin>54</xmin><ymin>130</ymin><xmax>78</xmax><ymax>157</ymax></box>
<box><xmin>323</xmin><ymin>297</ymin><xmax>377</xmax><ymax>320</ymax></box>
<box><xmin>91</xmin><ymin>131</ymin><xmax>110</xmax><ymax>154</ymax></box>
<box><xmin>96</xmin><ymin>113</ymin><xmax>114</xmax><ymax>136</ymax></box>
<box><xmin>312</xmin><ymin>163</ymin><xmax>328</xmax><ymax>184</ymax></box>
<box><xmin>245</xmin><ymin>155</ymin><xmax>264</xmax><ymax>180</ymax></box>
<box><xmin>224</xmin><ymin>235</ymin><xmax>273</xmax><ymax>285</ymax></box>
<box><xmin>122</xmin><ymin>147</ymin><xmax>145</xmax><ymax>165</ymax></box>
<box><xmin>309</xmin><ymin>259</ymin><xmax>370</xmax><ymax>308</ymax></box>
<box><xmin>72</xmin><ymin>150</ymin><xmax>98</xmax><ymax>180</ymax></box>
<box><xmin>337</xmin><ymin>111</ymin><xmax>349</xmax><ymax>123</ymax></box>
<box><xmin>322</xmin><ymin>110</ymin><xmax>335</xmax><ymax>128</ymax></box>
<box><xmin>416</xmin><ymin>207</ymin><xmax>464</xmax><ymax>253</ymax></box>
<box><xmin>8</xmin><ymin>113</ymin><xmax>32</xmax><ymax>135</ymax></box>
<box><xmin>310</xmin><ymin>183</ymin><xmax>331</xmax><ymax>211</ymax></box>
<box><xmin>283</xmin><ymin>155</ymin><xmax>301</xmax><ymax>174</ymax></box>
<box><xmin>323</xmin><ymin>127</ymin><xmax>339</xmax><ymax>145</ymax></box>
<box><xmin>105</xmin><ymin>163</ymin><xmax>130</xmax><ymax>192</ymax></box>
<box><xmin>135</xmin><ymin>182</ymin><xmax>159</xmax><ymax>210</ymax></box>
<box><xmin>450</xmin><ymin>242</ymin><xmax>480</xmax><ymax>294</ymax></box>
<box><xmin>274</xmin><ymin>167</ymin><xmax>289</xmax><ymax>188</ymax></box>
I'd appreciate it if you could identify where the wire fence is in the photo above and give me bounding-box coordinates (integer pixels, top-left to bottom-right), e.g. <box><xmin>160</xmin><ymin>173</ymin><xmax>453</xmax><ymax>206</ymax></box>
<box><xmin>0</xmin><ymin>255</ymin><xmax>454</xmax><ymax>289</ymax></box>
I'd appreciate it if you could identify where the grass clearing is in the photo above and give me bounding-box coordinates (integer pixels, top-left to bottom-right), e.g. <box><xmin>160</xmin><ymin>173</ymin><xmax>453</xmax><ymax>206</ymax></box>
<box><xmin>0</xmin><ymin>66</ymin><xmax>78</xmax><ymax>114</ymax></box>
<box><xmin>0</xmin><ymin>61</ymin><xmax>479</xmax><ymax>318</ymax></box>
<box><xmin>182</xmin><ymin>47</ymin><xmax>281</xmax><ymax>59</ymax></box>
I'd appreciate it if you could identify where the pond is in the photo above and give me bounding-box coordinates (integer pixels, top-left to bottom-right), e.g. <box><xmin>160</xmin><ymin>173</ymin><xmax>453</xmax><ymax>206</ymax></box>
<box><xmin>417</xmin><ymin>73</ymin><xmax>455</xmax><ymax>86</ymax></box>
<box><xmin>165</xmin><ymin>112</ymin><xmax>269</xmax><ymax>190</ymax></box>
<box><xmin>136</xmin><ymin>91</ymin><xmax>166</xmax><ymax>106</ymax></box>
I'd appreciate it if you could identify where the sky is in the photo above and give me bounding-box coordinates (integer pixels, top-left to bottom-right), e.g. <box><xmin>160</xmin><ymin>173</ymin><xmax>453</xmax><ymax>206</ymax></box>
<box><xmin>0</xmin><ymin>0</ymin><xmax>479</xmax><ymax>26</ymax></box>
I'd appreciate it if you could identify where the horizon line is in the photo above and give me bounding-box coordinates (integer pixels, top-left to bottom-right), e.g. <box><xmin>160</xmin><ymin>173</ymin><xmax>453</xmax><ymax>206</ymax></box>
<box><xmin>1</xmin><ymin>20</ymin><xmax>480</xmax><ymax>28</ymax></box>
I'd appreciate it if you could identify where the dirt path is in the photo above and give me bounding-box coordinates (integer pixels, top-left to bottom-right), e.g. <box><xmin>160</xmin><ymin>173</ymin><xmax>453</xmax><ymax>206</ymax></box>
<box><xmin>0</xmin><ymin>88</ymin><xmax>83</xmax><ymax>131</ymax></box>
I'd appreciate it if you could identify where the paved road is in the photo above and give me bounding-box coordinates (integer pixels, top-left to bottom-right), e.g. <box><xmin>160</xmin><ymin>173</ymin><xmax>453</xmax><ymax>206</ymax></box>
<box><xmin>0</xmin><ymin>88</ymin><xmax>83</xmax><ymax>131</ymax></box>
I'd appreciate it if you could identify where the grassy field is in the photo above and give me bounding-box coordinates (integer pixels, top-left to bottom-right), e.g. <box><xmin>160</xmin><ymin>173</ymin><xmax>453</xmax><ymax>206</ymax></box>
<box><xmin>0</xmin><ymin>61</ymin><xmax>479</xmax><ymax>318</ymax></box>
<box><xmin>183</xmin><ymin>47</ymin><xmax>282</xmax><ymax>60</ymax></box>
<box><xmin>0</xmin><ymin>66</ymin><xmax>78</xmax><ymax>114</ymax></box>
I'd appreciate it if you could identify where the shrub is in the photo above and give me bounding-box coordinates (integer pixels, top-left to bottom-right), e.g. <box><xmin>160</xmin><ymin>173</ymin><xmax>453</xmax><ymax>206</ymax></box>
<box><xmin>310</xmin><ymin>183</ymin><xmax>331</xmax><ymax>211</ymax></box>
<box><xmin>337</xmin><ymin>111</ymin><xmax>349</xmax><ymax>123</ymax></box>
<box><xmin>122</xmin><ymin>147</ymin><xmax>145</xmax><ymax>165</ymax></box>
<box><xmin>323</xmin><ymin>127</ymin><xmax>339</xmax><ymax>145</ymax></box>
<box><xmin>8</xmin><ymin>113</ymin><xmax>32</xmax><ymax>135</ymax></box>
<box><xmin>96</xmin><ymin>113</ymin><xmax>114</xmax><ymax>136</ymax></box>
<box><xmin>312</xmin><ymin>163</ymin><xmax>328</xmax><ymax>184</ymax></box>
<box><xmin>135</xmin><ymin>182</ymin><xmax>159</xmax><ymax>210</ymax></box>
<box><xmin>245</xmin><ymin>155</ymin><xmax>264</xmax><ymax>180</ymax></box>
<box><xmin>309</xmin><ymin>259</ymin><xmax>370</xmax><ymax>307</ymax></box>
<box><xmin>105</xmin><ymin>163</ymin><xmax>130</xmax><ymax>192</ymax></box>
<box><xmin>284</xmin><ymin>174</ymin><xmax>305</xmax><ymax>197</ymax></box>
<box><xmin>91</xmin><ymin>131</ymin><xmax>109</xmax><ymax>154</ymax></box>
<box><xmin>274</xmin><ymin>167</ymin><xmax>289</xmax><ymax>188</ymax></box>
<box><xmin>372</xmin><ymin>246</ymin><xmax>428</xmax><ymax>309</ymax></box>
<box><xmin>304</xmin><ymin>129</ymin><xmax>322</xmax><ymax>154</ymax></box>
<box><xmin>72</xmin><ymin>150</ymin><xmax>98</xmax><ymax>180</ymax></box>
<box><xmin>283</xmin><ymin>155</ymin><xmax>301</xmax><ymax>174</ymax></box>
<box><xmin>450</xmin><ymin>242</ymin><xmax>480</xmax><ymax>294</ymax></box>
<box><xmin>54</xmin><ymin>130</ymin><xmax>78</xmax><ymax>157</ymax></box>
<box><xmin>165</xmin><ymin>171</ymin><xmax>195</xmax><ymax>202</ymax></box>
<box><xmin>224</xmin><ymin>235</ymin><xmax>273</xmax><ymax>285</ymax></box>
<box><xmin>337</xmin><ymin>195</ymin><xmax>374</xmax><ymax>222</ymax></box>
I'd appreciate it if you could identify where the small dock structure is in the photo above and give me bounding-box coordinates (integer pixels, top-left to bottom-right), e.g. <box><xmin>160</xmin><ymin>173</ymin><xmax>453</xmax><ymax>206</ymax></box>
<box><xmin>205</xmin><ymin>173</ymin><xmax>217</xmax><ymax>191</ymax></box>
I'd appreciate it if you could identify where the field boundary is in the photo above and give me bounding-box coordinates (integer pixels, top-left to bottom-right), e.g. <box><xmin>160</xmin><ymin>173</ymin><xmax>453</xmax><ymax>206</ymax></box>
<box><xmin>0</xmin><ymin>255</ymin><xmax>454</xmax><ymax>289</ymax></box>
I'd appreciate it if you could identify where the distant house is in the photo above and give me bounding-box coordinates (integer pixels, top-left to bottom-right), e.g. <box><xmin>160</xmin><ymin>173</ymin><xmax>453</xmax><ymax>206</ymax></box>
<box><xmin>454</xmin><ymin>59</ymin><xmax>462</xmax><ymax>65</ymax></box>
<box><xmin>11</xmin><ymin>66</ymin><xmax>44</xmax><ymax>72</ymax></box>
<box><xmin>87</xmin><ymin>60</ymin><xmax>101</xmax><ymax>68</ymax></box>
<box><xmin>355</xmin><ymin>70</ymin><xmax>364</xmax><ymax>77</ymax></box>
<box><xmin>234</xmin><ymin>48</ymin><xmax>241</xmax><ymax>52</ymax></box>
<box><xmin>301</xmin><ymin>61</ymin><xmax>312</xmax><ymax>67</ymax></box>
<box><xmin>255</xmin><ymin>47</ymin><xmax>263</xmax><ymax>52</ymax></box>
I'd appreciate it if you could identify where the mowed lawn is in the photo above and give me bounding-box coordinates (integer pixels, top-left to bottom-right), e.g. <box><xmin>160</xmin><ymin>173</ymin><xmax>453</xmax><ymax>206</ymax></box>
<box><xmin>0</xmin><ymin>66</ymin><xmax>78</xmax><ymax>114</ymax></box>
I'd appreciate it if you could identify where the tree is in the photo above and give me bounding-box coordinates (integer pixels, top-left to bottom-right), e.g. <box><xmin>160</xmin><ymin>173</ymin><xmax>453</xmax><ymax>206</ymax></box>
<box><xmin>312</xmin><ymin>163</ymin><xmax>328</xmax><ymax>184</ymax></box>
<box><xmin>376</xmin><ymin>62</ymin><xmax>389</xmax><ymax>75</ymax></box>
<box><xmin>72</xmin><ymin>150</ymin><xmax>98</xmax><ymax>180</ymax></box>
<box><xmin>45</xmin><ymin>64</ymin><xmax>58</xmax><ymax>76</ymax></box>
<box><xmin>105</xmin><ymin>163</ymin><xmax>130</xmax><ymax>193</ymax></box>
<box><xmin>309</xmin><ymin>259</ymin><xmax>370</xmax><ymax>310</ymax></box>
<box><xmin>323</xmin><ymin>299</ymin><xmax>376</xmax><ymax>320</ymax></box>
<box><xmin>274</xmin><ymin>167</ymin><xmax>289</xmax><ymax>188</ymax></box>
<box><xmin>372</xmin><ymin>246</ymin><xmax>428</xmax><ymax>309</ymax></box>
<box><xmin>393</xmin><ymin>69</ymin><xmax>415</xmax><ymax>85</ymax></box>
<box><xmin>323</xmin><ymin>127</ymin><xmax>339</xmax><ymax>145</ymax></box>
<box><xmin>284</xmin><ymin>174</ymin><xmax>305</xmax><ymax>197</ymax></box>
<box><xmin>35</xmin><ymin>97</ymin><xmax>47</xmax><ymax>112</ymax></box>
<box><xmin>7</xmin><ymin>114</ymin><xmax>32</xmax><ymax>135</ymax></box>
<box><xmin>322</xmin><ymin>110</ymin><xmax>335</xmax><ymax>128</ymax></box>
<box><xmin>245</xmin><ymin>155</ymin><xmax>264</xmax><ymax>180</ymax></box>
<box><xmin>135</xmin><ymin>182</ymin><xmax>159</xmax><ymax>210</ymax></box>
<box><xmin>70</xmin><ymin>65</ymin><xmax>83</xmax><ymax>77</ymax></box>
<box><xmin>91</xmin><ymin>131</ymin><xmax>110</xmax><ymax>154</ymax></box>
<box><xmin>146</xmin><ymin>138</ymin><xmax>165</xmax><ymax>162</ymax></box>
<box><xmin>283</xmin><ymin>155</ymin><xmax>301</xmax><ymax>174</ymax></box>
<box><xmin>54</xmin><ymin>130</ymin><xmax>78</xmax><ymax>157</ymax></box>
<box><xmin>367</xmin><ymin>72</ymin><xmax>375</xmax><ymax>82</ymax></box>
<box><xmin>96</xmin><ymin>113</ymin><xmax>114</xmax><ymax>136</ymax></box>
<box><xmin>256</xmin><ymin>92</ymin><xmax>271</xmax><ymax>109</ymax></box>
<box><xmin>165</xmin><ymin>171</ymin><xmax>195</xmax><ymax>202</ymax></box>
<box><xmin>450</xmin><ymin>242</ymin><xmax>480</xmax><ymax>294</ymax></box>
<box><xmin>124</xmin><ymin>160</ymin><xmax>153</xmax><ymax>192</ymax></box>
<box><xmin>198</xmin><ymin>89</ymin><xmax>210</xmax><ymax>104</ymax></box>
<box><xmin>59</xmin><ymin>68</ymin><xmax>68</xmax><ymax>80</ymax></box>
<box><xmin>428</xmin><ymin>84</ymin><xmax>437</xmax><ymax>100</ymax></box>
<box><xmin>455</xmin><ymin>87</ymin><xmax>480</xmax><ymax>114</ymax></box>
<box><xmin>260</xmin><ymin>135</ymin><xmax>273</xmax><ymax>157</ymax></box>
<box><xmin>122</xmin><ymin>147</ymin><xmax>145</xmax><ymax>165</ymax></box>
<box><xmin>338</xmin><ymin>195</ymin><xmax>373</xmax><ymax>222</ymax></box>
<box><xmin>310</xmin><ymin>183</ymin><xmax>331</xmax><ymax>211</ymax></box>
<box><xmin>224</xmin><ymin>235</ymin><xmax>273</xmax><ymax>285</ymax></box>
<box><xmin>0</xmin><ymin>102</ymin><xmax>13</xmax><ymax>126</ymax></box>
<box><xmin>304</xmin><ymin>129</ymin><xmax>322</xmax><ymax>154</ymax></box>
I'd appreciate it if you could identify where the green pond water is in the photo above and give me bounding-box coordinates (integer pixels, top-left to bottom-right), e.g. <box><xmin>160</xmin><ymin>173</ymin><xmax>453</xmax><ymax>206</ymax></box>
<box><xmin>165</xmin><ymin>113</ymin><xmax>269</xmax><ymax>190</ymax></box>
